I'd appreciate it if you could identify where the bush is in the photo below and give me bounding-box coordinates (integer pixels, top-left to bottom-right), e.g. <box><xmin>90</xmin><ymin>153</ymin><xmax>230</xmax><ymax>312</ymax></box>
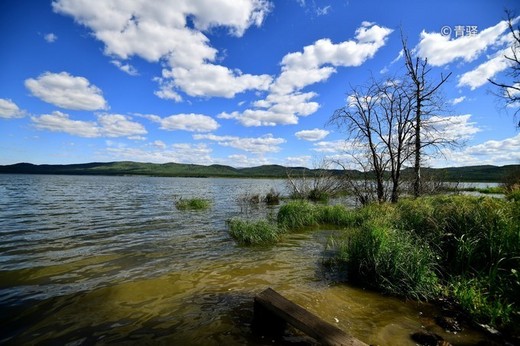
<box><xmin>227</xmin><ymin>218</ymin><xmax>282</xmax><ymax>245</ymax></box>
<box><xmin>175</xmin><ymin>197</ymin><xmax>211</xmax><ymax>210</ymax></box>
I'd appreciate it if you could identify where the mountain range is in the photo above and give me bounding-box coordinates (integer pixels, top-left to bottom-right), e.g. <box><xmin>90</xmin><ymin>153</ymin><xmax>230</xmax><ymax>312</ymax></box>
<box><xmin>0</xmin><ymin>161</ymin><xmax>518</xmax><ymax>182</ymax></box>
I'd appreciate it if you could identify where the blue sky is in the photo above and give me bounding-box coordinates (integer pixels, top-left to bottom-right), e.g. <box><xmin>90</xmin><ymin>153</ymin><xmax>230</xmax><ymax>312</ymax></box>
<box><xmin>0</xmin><ymin>0</ymin><xmax>519</xmax><ymax>168</ymax></box>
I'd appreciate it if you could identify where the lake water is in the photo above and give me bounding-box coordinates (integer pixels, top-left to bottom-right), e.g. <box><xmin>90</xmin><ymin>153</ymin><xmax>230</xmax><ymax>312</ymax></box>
<box><xmin>0</xmin><ymin>175</ymin><xmax>491</xmax><ymax>345</ymax></box>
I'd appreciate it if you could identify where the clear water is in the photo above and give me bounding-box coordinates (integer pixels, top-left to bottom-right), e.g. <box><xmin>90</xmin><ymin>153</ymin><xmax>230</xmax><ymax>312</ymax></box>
<box><xmin>0</xmin><ymin>175</ymin><xmax>490</xmax><ymax>345</ymax></box>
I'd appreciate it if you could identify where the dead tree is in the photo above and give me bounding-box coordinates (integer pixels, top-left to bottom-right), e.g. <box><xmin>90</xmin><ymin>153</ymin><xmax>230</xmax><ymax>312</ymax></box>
<box><xmin>488</xmin><ymin>11</ymin><xmax>520</xmax><ymax>124</ymax></box>
<box><xmin>402</xmin><ymin>37</ymin><xmax>451</xmax><ymax>197</ymax></box>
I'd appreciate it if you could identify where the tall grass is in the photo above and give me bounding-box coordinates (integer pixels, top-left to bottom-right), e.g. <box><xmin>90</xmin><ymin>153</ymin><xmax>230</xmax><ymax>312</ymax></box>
<box><xmin>227</xmin><ymin>218</ymin><xmax>282</xmax><ymax>245</ymax></box>
<box><xmin>335</xmin><ymin>195</ymin><xmax>520</xmax><ymax>331</ymax></box>
<box><xmin>277</xmin><ymin>200</ymin><xmax>319</xmax><ymax>229</ymax></box>
<box><xmin>344</xmin><ymin>224</ymin><xmax>440</xmax><ymax>300</ymax></box>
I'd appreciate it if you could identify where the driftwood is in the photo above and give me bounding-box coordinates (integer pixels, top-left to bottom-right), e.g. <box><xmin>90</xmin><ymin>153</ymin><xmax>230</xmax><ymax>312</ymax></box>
<box><xmin>254</xmin><ymin>288</ymin><xmax>367</xmax><ymax>346</ymax></box>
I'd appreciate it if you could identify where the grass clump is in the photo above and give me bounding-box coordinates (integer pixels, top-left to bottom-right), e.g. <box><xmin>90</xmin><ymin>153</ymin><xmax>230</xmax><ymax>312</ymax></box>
<box><xmin>227</xmin><ymin>218</ymin><xmax>282</xmax><ymax>245</ymax></box>
<box><xmin>277</xmin><ymin>200</ymin><xmax>318</xmax><ymax>230</ymax></box>
<box><xmin>344</xmin><ymin>223</ymin><xmax>440</xmax><ymax>300</ymax></box>
<box><xmin>175</xmin><ymin>197</ymin><xmax>211</xmax><ymax>210</ymax></box>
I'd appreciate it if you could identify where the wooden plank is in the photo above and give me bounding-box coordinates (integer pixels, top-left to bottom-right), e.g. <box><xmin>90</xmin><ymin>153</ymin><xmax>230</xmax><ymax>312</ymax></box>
<box><xmin>254</xmin><ymin>288</ymin><xmax>367</xmax><ymax>346</ymax></box>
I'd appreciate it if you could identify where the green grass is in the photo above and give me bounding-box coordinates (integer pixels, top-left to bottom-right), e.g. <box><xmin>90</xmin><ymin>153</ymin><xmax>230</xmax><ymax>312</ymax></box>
<box><xmin>228</xmin><ymin>193</ymin><xmax>520</xmax><ymax>332</ymax></box>
<box><xmin>332</xmin><ymin>195</ymin><xmax>520</xmax><ymax>332</ymax></box>
<box><xmin>277</xmin><ymin>200</ymin><xmax>319</xmax><ymax>229</ymax></box>
<box><xmin>227</xmin><ymin>218</ymin><xmax>282</xmax><ymax>245</ymax></box>
<box><xmin>175</xmin><ymin>197</ymin><xmax>211</xmax><ymax>210</ymax></box>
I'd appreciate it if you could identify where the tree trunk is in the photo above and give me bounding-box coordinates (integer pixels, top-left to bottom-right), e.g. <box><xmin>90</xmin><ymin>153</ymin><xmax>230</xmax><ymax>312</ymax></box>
<box><xmin>413</xmin><ymin>92</ymin><xmax>421</xmax><ymax>198</ymax></box>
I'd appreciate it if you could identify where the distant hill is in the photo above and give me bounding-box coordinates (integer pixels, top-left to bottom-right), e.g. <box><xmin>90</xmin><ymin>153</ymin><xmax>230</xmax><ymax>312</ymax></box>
<box><xmin>0</xmin><ymin>161</ymin><xmax>517</xmax><ymax>182</ymax></box>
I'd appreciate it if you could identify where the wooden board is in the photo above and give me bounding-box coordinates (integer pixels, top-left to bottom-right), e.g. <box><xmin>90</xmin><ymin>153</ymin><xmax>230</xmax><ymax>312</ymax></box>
<box><xmin>254</xmin><ymin>288</ymin><xmax>367</xmax><ymax>346</ymax></box>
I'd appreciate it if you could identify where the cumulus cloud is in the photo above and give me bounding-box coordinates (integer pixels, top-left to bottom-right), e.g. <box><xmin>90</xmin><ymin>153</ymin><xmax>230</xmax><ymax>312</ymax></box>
<box><xmin>423</xmin><ymin>114</ymin><xmax>480</xmax><ymax>142</ymax></box>
<box><xmin>25</xmin><ymin>72</ymin><xmax>108</xmax><ymax>110</ymax></box>
<box><xmin>416</xmin><ymin>19</ymin><xmax>513</xmax><ymax>66</ymax></box>
<box><xmin>145</xmin><ymin>113</ymin><xmax>219</xmax><ymax>132</ymax></box>
<box><xmin>105</xmin><ymin>142</ymin><xmax>213</xmax><ymax>164</ymax></box>
<box><xmin>312</xmin><ymin>139</ymin><xmax>350</xmax><ymax>153</ymax></box>
<box><xmin>194</xmin><ymin>133</ymin><xmax>285</xmax><ymax>154</ymax></box>
<box><xmin>429</xmin><ymin>133</ymin><xmax>520</xmax><ymax>167</ymax></box>
<box><xmin>44</xmin><ymin>33</ymin><xmax>58</xmax><ymax>43</ymax></box>
<box><xmin>222</xmin><ymin>22</ymin><xmax>393</xmax><ymax>126</ymax></box>
<box><xmin>52</xmin><ymin>0</ymin><xmax>273</xmax><ymax>99</ymax></box>
<box><xmin>458</xmin><ymin>47</ymin><xmax>514</xmax><ymax>90</ymax></box>
<box><xmin>295</xmin><ymin>128</ymin><xmax>329</xmax><ymax>141</ymax></box>
<box><xmin>31</xmin><ymin>112</ymin><xmax>146</xmax><ymax>138</ymax></box>
<box><xmin>0</xmin><ymin>98</ymin><xmax>26</xmax><ymax>119</ymax></box>
<box><xmin>285</xmin><ymin>155</ymin><xmax>312</xmax><ymax>167</ymax></box>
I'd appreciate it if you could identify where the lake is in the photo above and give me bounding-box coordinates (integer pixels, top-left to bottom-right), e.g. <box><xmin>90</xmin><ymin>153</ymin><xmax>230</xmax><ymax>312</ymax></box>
<box><xmin>0</xmin><ymin>174</ymin><xmax>491</xmax><ymax>345</ymax></box>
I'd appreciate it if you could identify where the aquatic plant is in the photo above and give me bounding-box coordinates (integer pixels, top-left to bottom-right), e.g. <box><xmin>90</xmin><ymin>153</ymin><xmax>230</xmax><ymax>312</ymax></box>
<box><xmin>277</xmin><ymin>200</ymin><xmax>318</xmax><ymax>230</ymax></box>
<box><xmin>227</xmin><ymin>218</ymin><xmax>282</xmax><ymax>245</ymax></box>
<box><xmin>175</xmin><ymin>197</ymin><xmax>211</xmax><ymax>210</ymax></box>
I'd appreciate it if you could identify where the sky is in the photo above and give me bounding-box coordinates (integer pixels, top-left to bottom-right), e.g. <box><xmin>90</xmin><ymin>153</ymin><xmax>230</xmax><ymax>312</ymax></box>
<box><xmin>0</xmin><ymin>0</ymin><xmax>519</xmax><ymax>168</ymax></box>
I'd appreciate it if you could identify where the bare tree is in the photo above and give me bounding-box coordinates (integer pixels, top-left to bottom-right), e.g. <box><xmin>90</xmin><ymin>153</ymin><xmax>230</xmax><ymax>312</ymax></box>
<box><xmin>402</xmin><ymin>36</ymin><xmax>452</xmax><ymax>197</ymax></box>
<box><xmin>488</xmin><ymin>11</ymin><xmax>520</xmax><ymax>124</ymax></box>
<box><xmin>286</xmin><ymin>159</ymin><xmax>344</xmax><ymax>201</ymax></box>
<box><xmin>329</xmin><ymin>77</ymin><xmax>416</xmax><ymax>203</ymax></box>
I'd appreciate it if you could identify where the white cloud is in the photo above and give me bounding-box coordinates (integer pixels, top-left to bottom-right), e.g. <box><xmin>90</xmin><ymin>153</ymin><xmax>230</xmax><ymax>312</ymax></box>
<box><xmin>146</xmin><ymin>113</ymin><xmax>219</xmax><ymax>132</ymax></box>
<box><xmin>295</xmin><ymin>128</ymin><xmax>329</xmax><ymax>141</ymax></box>
<box><xmin>450</xmin><ymin>96</ymin><xmax>466</xmax><ymax>105</ymax></box>
<box><xmin>25</xmin><ymin>72</ymin><xmax>108</xmax><ymax>110</ymax></box>
<box><xmin>285</xmin><ymin>155</ymin><xmax>311</xmax><ymax>167</ymax></box>
<box><xmin>219</xmin><ymin>91</ymin><xmax>319</xmax><ymax>126</ymax></box>
<box><xmin>44</xmin><ymin>33</ymin><xmax>58</xmax><ymax>43</ymax></box>
<box><xmin>152</xmin><ymin>140</ymin><xmax>167</xmax><ymax>149</ymax></box>
<box><xmin>429</xmin><ymin>133</ymin><xmax>520</xmax><ymax>167</ymax></box>
<box><xmin>423</xmin><ymin>114</ymin><xmax>480</xmax><ymax>142</ymax></box>
<box><xmin>222</xmin><ymin>22</ymin><xmax>393</xmax><ymax>126</ymax></box>
<box><xmin>32</xmin><ymin>111</ymin><xmax>100</xmax><ymax>137</ymax></box>
<box><xmin>105</xmin><ymin>142</ymin><xmax>213</xmax><ymax>164</ymax></box>
<box><xmin>458</xmin><ymin>47</ymin><xmax>514</xmax><ymax>90</ymax></box>
<box><xmin>110</xmin><ymin>60</ymin><xmax>139</xmax><ymax>76</ymax></box>
<box><xmin>416</xmin><ymin>19</ymin><xmax>512</xmax><ymax>66</ymax></box>
<box><xmin>97</xmin><ymin>114</ymin><xmax>147</xmax><ymax>137</ymax></box>
<box><xmin>52</xmin><ymin>0</ymin><xmax>273</xmax><ymax>99</ymax></box>
<box><xmin>0</xmin><ymin>98</ymin><xmax>26</xmax><ymax>119</ymax></box>
<box><xmin>163</xmin><ymin>64</ymin><xmax>272</xmax><ymax>98</ymax></box>
<box><xmin>312</xmin><ymin>139</ymin><xmax>350</xmax><ymax>153</ymax></box>
<box><xmin>31</xmin><ymin>112</ymin><xmax>147</xmax><ymax>138</ymax></box>
<box><xmin>224</xmin><ymin>154</ymin><xmax>270</xmax><ymax>167</ymax></box>
<box><xmin>316</xmin><ymin>5</ymin><xmax>331</xmax><ymax>16</ymax></box>
<box><xmin>194</xmin><ymin>133</ymin><xmax>285</xmax><ymax>154</ymax></box>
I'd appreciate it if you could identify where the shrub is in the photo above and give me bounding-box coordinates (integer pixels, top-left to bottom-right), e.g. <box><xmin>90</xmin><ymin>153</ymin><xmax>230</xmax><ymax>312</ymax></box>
<box><xmin>175</xmin><ymin>197</ymin><xmax>211</xmax><ymax>210</ymax></box>
<box><xmin>227</xmin><ymin>218</ymin><xmax>282</xmax><ymax>245</ymax></box>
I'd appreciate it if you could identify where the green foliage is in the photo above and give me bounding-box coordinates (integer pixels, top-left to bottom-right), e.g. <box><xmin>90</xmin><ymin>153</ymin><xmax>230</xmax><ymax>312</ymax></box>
<box><xmin>506</xmin><ymin>186</ymin><xmax>520</xmax><ymax>202</ymax></box>
<box><xmin>277</xmin><ymin>200</ymin><xmax>319</xmax><ymax>229</ymax></box>
<box><xmin>450</xmin><ymin>276</ymin><xmax>515</xmax><ymax>328</ymax></box>
<box><xmin>343</xmin><ymin>223</ymin><xmax>440</xmax><ymax>300</ymax></box>
<box><xmin>175</xmin><ymin>198</ymin><xmax>211</xmax><ymax>210</ymax></box>
<box><xmin>227</xmin><ymin>218</ymin><xmax>282</xmax><ymax>245</ymax></box>
<box><xmin>333</xmin><ymin>195</ymin><xmax>520</xmax><ymax>331</ymax></box>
